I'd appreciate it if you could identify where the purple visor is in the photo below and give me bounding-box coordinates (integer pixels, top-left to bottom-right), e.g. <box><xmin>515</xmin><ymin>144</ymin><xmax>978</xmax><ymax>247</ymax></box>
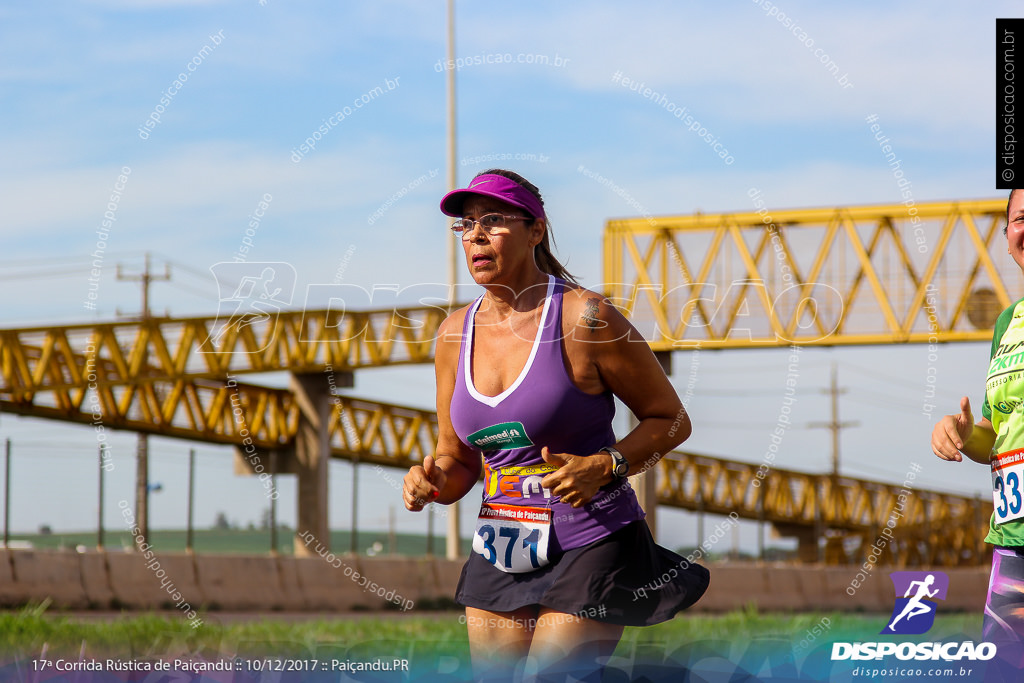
<box><xmin>439</xmin><ymin>174</ymin><xmax>545</xmax><ymax>219</ymax></box>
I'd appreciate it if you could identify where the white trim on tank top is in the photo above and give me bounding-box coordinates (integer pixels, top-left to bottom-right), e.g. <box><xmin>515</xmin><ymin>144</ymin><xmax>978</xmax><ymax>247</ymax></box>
<box><xmin>464</xmin><ymin>274</ymin><xmax>555</xmax><ymax>408</ymax></box>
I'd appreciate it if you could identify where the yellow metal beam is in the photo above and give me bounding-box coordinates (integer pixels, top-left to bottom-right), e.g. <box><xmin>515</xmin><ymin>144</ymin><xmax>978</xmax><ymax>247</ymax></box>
<box><xmin>0</xmin><ymin>304</ymin><xmax>456</xmax><ymax>396</ymax></box>
<box><xmin>604</xmin><ymin>199</ymin><xmax>1021</xmax><ymax>349</ymax></box>
<box><xmin>0</xmin><ymin>196</ymin><xmax>1011</xmax><ymax>567</ymax></box>
<box><xmin>654</xmin><ymin>451</ymin><xmax>989</xmax><ymax>566</ymax></box>
<box><xmin>1</xmin><ymin>374</ymin><xmax>987</xmax><ymax>565</ymax></box>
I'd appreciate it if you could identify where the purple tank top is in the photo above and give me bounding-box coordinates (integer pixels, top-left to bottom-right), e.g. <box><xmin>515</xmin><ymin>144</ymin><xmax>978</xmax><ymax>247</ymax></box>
<box><xmin>450</xmin><ymin>275</ymin><xmax>645</xmax><ymax>552</ymax></box>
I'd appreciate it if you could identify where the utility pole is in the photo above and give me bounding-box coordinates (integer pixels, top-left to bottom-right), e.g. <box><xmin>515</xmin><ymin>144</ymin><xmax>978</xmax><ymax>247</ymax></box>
<box><xmin>445</xmin><ymin>0</ymin><xmax>461</xmax><ymax>562</ymax></box>
<box><xmin>117</xmin><ymin>252</ymin><xmax>171</xmax><ymax>547</ymax></box>
<box><xmin>808</xmin><ymin>363</ymin><xmax>859</xmax><ymax>478</ymax></box>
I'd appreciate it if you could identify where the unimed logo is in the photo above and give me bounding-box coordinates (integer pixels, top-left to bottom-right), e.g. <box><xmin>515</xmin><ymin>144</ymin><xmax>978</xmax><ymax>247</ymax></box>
<box><xmin>882</xmin><ymin>571</ymin><xmax>948</xmax><ymax>635</ymax></box>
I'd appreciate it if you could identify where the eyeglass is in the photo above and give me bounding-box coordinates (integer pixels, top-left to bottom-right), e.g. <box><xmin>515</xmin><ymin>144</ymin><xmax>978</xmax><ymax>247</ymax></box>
<box><xmin>450</xmin><ymin>213</ymin><xmax>530</xmax><ymax>239</ymax></box>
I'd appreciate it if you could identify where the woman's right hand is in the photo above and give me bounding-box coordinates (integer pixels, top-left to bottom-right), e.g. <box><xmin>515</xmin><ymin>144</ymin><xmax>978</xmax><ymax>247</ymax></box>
<box><xmin>931</xmin><ymin>396</ymin><xmax>975</xmax><ymax>462</ymax></box>
<box><xmin>403</xmin><ymin>455</ymin><xmax>448</xmax><ymax>511</ymax></box>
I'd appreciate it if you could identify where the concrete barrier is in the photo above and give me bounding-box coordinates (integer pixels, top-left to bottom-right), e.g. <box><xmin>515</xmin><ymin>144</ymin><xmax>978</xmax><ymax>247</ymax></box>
<box><xmin>78</xmin><ymin>551</ymin><xmax>114</xmax><ymax>608</ymax></box>
<box><xmin>9</xmin><ymin>550</ymin><xmax>87</xmax><ymax>608</ymax></box>
<box><xmin>106</xmin><ymin>551</ymin><xmax>166</xmax><ymax>609</ymax></box>
<box><xmin>195</xmin><ymin>554</ymin><xmax>277</xmax><ymax>610</ymax></box>
<box><xmin>433</xmin><ymin>557</ymin><xmax>465</xmax><ymax>597</ymax></box>
<box><xmin>694</xmin><ymin>565</ymin><xmax>765</xmax><ymax>612</ymax></box>
<box><xmin>0</xmin><ymin>550</ymin><xmax>19</xmax><ymax>605</ymax></box>
<box><xmin>947</xmin><ymin>568</ymin><xmax>991</xmax><ymax>611</ymax></box>
<box><xmin>0</xmin><ymin>549</ymin><xmax>993</xmax><ymax>615</ymax></box>
<box><xmin>359</xmin><ymin>557</ymin><xmax>437</xmax><ymax>606</ymax></box>
<box><xmin>296</xmin><ymin>553</ymin><xmax>373</xmax><ymax>611</ymax></box>
<box><xmin>757</xmin><ymin>566</ymin><xmax>805</xmax><ymax>611</ymax></box>
<box><xmin>274</xmin><ymin>555</ymin><xmax>308</xmax><ymax>610</ymax></box>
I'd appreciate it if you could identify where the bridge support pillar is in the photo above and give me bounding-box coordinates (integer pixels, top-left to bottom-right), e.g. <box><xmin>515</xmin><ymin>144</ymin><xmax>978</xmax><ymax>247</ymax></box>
<box><xmin>288</xmin><ymin>371</ymin><xmax>352</xmax><ymax>557</ymax></box>
<box><xmin>774</xmin><ymin>523</ymin><xmax>820</xmax><ymax>564</ymax></box>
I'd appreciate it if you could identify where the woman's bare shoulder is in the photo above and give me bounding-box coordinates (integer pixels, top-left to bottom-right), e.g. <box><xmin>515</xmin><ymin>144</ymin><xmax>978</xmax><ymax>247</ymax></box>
<box><xmin>436</xmin><ymin>304</ymin><xmax>472</xmax><ymax>350</ymax></box>
<box><xmin>560</xmin><ymin>284</ymin><xmax>632</xmax><ymax>342</ymax></box>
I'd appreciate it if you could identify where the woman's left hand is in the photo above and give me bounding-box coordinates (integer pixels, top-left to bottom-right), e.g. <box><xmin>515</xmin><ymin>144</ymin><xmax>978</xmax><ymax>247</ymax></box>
<box><xmin>540</xmin><ymin>446</ymin><xmax>613</xmax><ymax>508</ymax></box>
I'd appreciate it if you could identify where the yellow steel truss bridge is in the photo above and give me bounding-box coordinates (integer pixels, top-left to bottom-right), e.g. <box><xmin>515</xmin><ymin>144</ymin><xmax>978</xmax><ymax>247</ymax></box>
<box><xmin>0</xmin><ymin>198</ymin><xmax>1011</xmax><ymax>565</ymax></box>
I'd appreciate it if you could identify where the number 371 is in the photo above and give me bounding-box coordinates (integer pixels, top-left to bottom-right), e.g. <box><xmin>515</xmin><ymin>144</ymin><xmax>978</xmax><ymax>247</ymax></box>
<box><xmin>995</xmin><ymin>471</ymin><xmax>1023</xmax><ymax>518</ymax></box>
<box><xmin>477</xmin><ymin>524</ymin><xmax>540</xmax><ymax>569</ymax></box>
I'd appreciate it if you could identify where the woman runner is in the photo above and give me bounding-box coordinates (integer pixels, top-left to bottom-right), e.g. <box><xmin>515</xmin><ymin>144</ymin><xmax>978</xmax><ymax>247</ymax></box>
<box><xmin>403</xmin><ymin>169</ymin><xmax>710</xmax><ymax>680</ymax></box>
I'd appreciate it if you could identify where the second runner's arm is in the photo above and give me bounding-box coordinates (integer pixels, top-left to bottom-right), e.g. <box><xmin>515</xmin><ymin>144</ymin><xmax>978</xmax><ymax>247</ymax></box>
<box><xmin>931</xmin><ymin>396</ymin><xmax>995</xmax><ymax>465</ymax></box>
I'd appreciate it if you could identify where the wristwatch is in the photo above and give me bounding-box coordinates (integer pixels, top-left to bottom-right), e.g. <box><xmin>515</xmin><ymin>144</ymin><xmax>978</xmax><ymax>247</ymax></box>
<box><xmin>600</xmin><ymin>446</ymin><xmax>629</xmax><ymax>478</ymax></box>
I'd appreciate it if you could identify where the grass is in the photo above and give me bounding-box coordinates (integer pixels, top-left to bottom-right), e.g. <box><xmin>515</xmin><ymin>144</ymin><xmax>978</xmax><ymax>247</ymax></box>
<box><xmin>0</xmin><ymin>603</ymin><xmax>985</xmax><ymax>661</ymax></box>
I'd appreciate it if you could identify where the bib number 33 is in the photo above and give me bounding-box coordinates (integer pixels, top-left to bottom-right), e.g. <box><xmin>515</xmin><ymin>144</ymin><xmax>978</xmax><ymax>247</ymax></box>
<box><xmin>992</xmin><ymin>449</ymin><xmax>1024</xmax><ymax>524</ymax></box>
<box><xmin>473</xmin><ymin>503</ymin><xmax>551</xmax><ymax>573</ymax></box>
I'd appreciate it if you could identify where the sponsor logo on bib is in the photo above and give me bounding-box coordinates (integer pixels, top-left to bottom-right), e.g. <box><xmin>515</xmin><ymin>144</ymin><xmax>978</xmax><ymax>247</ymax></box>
<box><xmin>468</xmin><ymin>421</ymin><xmax>534</xmax><ymax>450</ymax></box>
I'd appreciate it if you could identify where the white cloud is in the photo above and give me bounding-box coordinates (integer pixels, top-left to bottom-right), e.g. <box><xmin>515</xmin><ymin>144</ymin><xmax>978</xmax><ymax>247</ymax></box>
<box><xmin>454</xmin><ymin>1</ymin><xmax>993</xmax><ymax>133</ymax></box>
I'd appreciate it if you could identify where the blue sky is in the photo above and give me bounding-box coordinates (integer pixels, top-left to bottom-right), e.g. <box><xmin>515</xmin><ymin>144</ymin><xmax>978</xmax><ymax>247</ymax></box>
<box><xmin>0</xmin><ymin>1</ymin><xmax>1017</xmax><ymax>553</ymax></box>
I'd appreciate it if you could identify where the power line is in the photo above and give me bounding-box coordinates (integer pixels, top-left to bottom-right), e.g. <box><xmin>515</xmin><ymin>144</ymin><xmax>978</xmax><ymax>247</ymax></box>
<box><xmin>844</xmin><ymin>393</ymin><xmax>919</xmax><ymax>414</ymax></box>
<box><xmin>0</xmin><ymin>267</ymin><xmax>90</xmax><ymax>282</ymax></box>
<box><xmin>165</xmin><ymin>279</ymin><xmax>218</xmax><ymax>300</ymax></box>
<box><xmin>150</xmin><ymin>254</ymin><xmax>216</xmax><ymax>283</ymax></box>
<box><xmin>0</xmin><ymin>252</ymin><xmax>143</xmax><ymax>268</ymax></box>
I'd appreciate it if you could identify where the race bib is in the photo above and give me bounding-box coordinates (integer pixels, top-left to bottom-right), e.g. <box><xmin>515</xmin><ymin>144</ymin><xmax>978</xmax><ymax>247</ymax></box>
<box><xmin>472</xmin><ymin>503</ymin><xmax>551</xmax><ymax>573</ymax></box>
<box><xmin>992</xmin><ymin>448</ymin><xmax>1024</xmax><ymax>524</ymax></box>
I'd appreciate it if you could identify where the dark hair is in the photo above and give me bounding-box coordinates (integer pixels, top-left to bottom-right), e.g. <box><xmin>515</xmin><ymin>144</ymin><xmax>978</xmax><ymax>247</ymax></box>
<box><xmin>475</xmin><ymin>168</ymin><xmax>578</xmax><ymax>284</ymax></box>
<box><xmin>1008</xmin><ymin>189</ymin><xmax>1023</xmax><ymax>236</ymax></box>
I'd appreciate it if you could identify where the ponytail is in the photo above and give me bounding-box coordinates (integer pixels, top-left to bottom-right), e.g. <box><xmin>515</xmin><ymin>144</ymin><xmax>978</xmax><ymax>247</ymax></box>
<box><xmin>534</xmin><ymin>231</ymin><xmax>577</xmax><ymax>285</ymax></box>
